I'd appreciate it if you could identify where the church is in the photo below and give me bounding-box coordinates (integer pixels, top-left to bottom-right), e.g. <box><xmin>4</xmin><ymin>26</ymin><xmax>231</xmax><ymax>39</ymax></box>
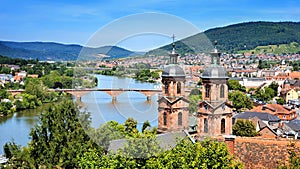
<box><xmin>157</xmin><ymin>41</ymin><xmax>233</xmax><ymax>138</ymax></box>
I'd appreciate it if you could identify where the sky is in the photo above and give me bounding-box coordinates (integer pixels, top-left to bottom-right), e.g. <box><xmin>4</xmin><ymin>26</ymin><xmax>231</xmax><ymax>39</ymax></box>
<box><xmin>0</xmin><ymin>0</ymin><xmax>299</xmax><ymax>51</ymax></box>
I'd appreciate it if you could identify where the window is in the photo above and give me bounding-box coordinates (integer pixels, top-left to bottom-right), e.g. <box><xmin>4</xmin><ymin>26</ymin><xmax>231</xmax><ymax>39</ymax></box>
<box><xmin>283</xmin><ymin>115</ymin><xmax>286</xmax><ymax>119</ymax></box>
<box><xmin>165</xmin><ymin>82</ymin><xmax>169</xmax><ymax>94</ymax></box>
<box><xmin>220</xmin><ymin>85</ymin><xmax>225</xmax><ymax>98</ymax></box>
<box><xmin>221</xmin><ymin>118</ymin><xmax>225</xmax><ymax>134</ymax></box>
<box><xmin>178</xmin><ymin>112</ymin><xmax>182</xmax><ymax>126</ymax></box>
<box><xmin>204</xmin><ymin>118</ymin><xmax>208</xmax><ymax>133</ymax></box>
<box><xmin>177</xmin><ymin>82</ymin><xmax>181</xmax><ymax>94</ymax></box>
<box><xmin>205</xmin><ymin>84</ymin><xmax>210</xmax><ymax>98</ymax></box>
<box><xmin>163</xmin><ymin>112</ymin><xmax>167</xmax><ymax>125</ymax></box>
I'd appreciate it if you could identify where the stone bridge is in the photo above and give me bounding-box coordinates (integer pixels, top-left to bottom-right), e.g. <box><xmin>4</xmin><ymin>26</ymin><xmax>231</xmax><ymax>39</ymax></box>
<box><xmin>7</xmin><ymin>88</ymin><xmax>162</xmax><ymax>103</ymax></box>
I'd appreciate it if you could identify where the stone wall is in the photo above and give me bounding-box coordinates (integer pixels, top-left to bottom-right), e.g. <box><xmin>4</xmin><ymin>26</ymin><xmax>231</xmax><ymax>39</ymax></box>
<box><xmin>234</xmin><ymin>137</ymin><xmax>300</xmax><ymax>169</ymax></box>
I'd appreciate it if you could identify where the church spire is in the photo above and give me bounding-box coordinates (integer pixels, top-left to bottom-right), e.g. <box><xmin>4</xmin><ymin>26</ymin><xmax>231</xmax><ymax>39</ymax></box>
<box><xmin>211</xmin><ymin>40</ymin><xmax>221</xmax><ymax>66</ymax></box>
<box><xmin>169</xmin><ymin>34</ymin><xmax>179</xmax><ymax>64</ymax></box>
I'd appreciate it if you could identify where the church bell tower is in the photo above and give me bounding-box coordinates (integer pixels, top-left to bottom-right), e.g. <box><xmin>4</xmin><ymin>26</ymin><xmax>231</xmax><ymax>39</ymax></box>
<box><xmin>157</xmin><ymin>35</ymin><xmax>189</xmax><ymax>133</ymax></box>
<box><xmin>197</xmin><ymin>41</ymin><xmax>233</xmax><ymax>136</ymax></box>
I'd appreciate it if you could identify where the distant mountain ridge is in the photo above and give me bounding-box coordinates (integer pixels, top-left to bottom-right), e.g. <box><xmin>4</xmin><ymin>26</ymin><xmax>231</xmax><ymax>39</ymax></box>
<box><xmin>2</xmin><ymin>21</ymin><xmax>300</xmax><ymax>60</ymax></box>
<box><xmin>0</xmin><ymin>41</ymin><xmax>137</xmax><ymax>61</ymax></box>
<box><xmin>147</xmin><ymin>21</ymin><xmax>300</xmax><ymax>55</ymax></box>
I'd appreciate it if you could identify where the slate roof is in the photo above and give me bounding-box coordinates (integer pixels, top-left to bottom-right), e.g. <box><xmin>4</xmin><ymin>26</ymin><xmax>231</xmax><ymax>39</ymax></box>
<box><xmin>233</xmin><ymin>111</ymin><xmax>280</xmax><ymax>122</ymax></box>
<box><xmin>202</xmin><ymin>66</ymin><xmax>228</xmax><ymax>79</ymax></box>
<box><xmin>162</xmin><ymin>65</ymin><xmax>185</xmax><ymax>77</ymax></box>
<box><xmin>107</xmin><ymin>131</ymin><xmax>188</xmax><ymax>154</ymax></box>
<box><xmin>285</xmin><ymin>119</ymin><xmax>300</xmax><ymax>132</ymax></box>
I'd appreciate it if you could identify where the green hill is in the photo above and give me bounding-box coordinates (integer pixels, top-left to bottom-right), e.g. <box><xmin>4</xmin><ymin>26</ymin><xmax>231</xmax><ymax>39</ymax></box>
<box><xmin>147</xmin><ymin>21</ymin><xmax>300</xmax><ymax>55</ymax></box>
<box><xmin>0</xmin><ymin>41</ymin><xmax>137</xmax><ymax>61</ymax></box>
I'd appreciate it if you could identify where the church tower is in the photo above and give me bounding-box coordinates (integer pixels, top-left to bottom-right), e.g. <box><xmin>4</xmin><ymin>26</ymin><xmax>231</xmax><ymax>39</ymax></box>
<box><xmin>197</xmin><ymin>42</ymin><xmax>233</xmax><ymax>136</ymax></box>
<box><xmin>158</xmin><ymin>35</ymin><xmax>189</xmax><ymax>133</ymax></box>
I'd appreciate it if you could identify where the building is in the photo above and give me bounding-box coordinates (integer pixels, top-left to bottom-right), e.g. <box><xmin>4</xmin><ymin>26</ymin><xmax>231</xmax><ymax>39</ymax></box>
<box><xmin>250</xmin><ymin>104</ymin><xmax>297</xmax><ymax>121</ymax></box>
<box><xmin>197</xmin><ymin>45</ymin><xmax>233</xmax><ymax>136</ymax></box>
<box><xmin>157</xmin><ymin>41</ymin><xmax>189</xmax><ymax>133</ymax></box>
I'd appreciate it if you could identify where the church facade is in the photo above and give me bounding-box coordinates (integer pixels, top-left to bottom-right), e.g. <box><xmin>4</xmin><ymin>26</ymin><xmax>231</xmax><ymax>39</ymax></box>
<box><xmin>158</xmin><ymin>42</ymin><xmax>233</xmax><ymax>137</ymax></box>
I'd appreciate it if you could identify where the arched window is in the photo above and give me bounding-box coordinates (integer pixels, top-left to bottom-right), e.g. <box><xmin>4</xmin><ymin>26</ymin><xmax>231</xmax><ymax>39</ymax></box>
<box><xmin>221</xmin><ymin>118</ymin><xmax>225</xmax><ymax>134</ymax></box>
<box><xmin>165</xmin><ymin>82</ymin><xmax>169</xmax><ymax>94</ymax></box>
<box><xmin>178</xmin><ymin>112</ymin><xmax>182</xmax><ymax>126</ymax></box>
<box><xmin>163</xmin><ymin>112</ymin><xmax>167</xmax><ymax>125</ymax></box>
<box><xmin>220</xmin><ymin>85</ymin><xmax>225</xmax><ymax>98</ymax></box>
<box><xmin>177</xmin><ymin>82</ymin><xmax>181</xmax><ymax>94</ymax></box>
<box><xmin>204</xmin><ymin>118</ymin><xmax>208</xmax><ymax>133</ymax></box>
<box><xmin>205</xmin><ymin>84</ymin><xmax>210</xmax><ymax>98</ymax></box>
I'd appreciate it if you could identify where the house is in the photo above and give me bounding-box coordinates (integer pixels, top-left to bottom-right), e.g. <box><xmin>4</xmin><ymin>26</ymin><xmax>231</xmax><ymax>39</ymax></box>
<box><xmin>250</xmin><ymin>104</ymin><xmax>297</xmax><ymax>121</ymax></box>
<box><xmin>281</xmin><ymin>89</ymin><xmax>299</xmax><ymax>103</ymax></box>
<box><xmin>233</xmin><ymin>111</ymin><xmax>280</xmax><ymax>126</ymax></box>
<box><xmin>233</xmin><ymin>112</ymin><xmax>280</xmax><ymax>138</ymax></box>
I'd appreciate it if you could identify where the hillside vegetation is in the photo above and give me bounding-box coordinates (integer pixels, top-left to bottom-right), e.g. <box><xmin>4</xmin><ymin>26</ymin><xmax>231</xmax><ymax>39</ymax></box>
<box><xmin>147</xmin><ymin>21</ymin><xmax>300</xmax><ymax>55</ymax></box>
<box><xmin>0</xmin><ymin>41</ymin><xmax>136</xmax><ymax>61</ymax></box>
<box><xmin>238</xmin><ymin>42</ymin><xmax>300</xmax><ymax>54</ymax></box>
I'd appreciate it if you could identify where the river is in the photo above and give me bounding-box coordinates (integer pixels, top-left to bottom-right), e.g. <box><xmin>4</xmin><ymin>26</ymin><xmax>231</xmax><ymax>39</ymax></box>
<box><xmin>0</xmin><ymin>75</ymin><xmax>160</xmax><ymax>154</ymax></box>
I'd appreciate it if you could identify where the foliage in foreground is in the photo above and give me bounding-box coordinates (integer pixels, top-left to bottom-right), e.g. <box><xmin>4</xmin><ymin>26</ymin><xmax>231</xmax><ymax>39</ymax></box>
<box><xmin>3</xmin><ymin>99</ymin><xmax>243</xmax><ymax>168</ymax></box>
<box><xmin>4</xmin><ymin>99</ymin><xmax>100</xmax><ymax>168</ymax></box>
<box><xmin>79</xmin><ymin>138</ymin><xmax>243</xmax><ymax>169</ymax></box>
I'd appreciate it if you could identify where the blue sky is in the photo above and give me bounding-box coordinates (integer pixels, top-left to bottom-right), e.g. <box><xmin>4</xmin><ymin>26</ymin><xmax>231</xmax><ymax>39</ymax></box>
<box><xmin>0</xmin><ymin>0</ymin><xmax>299</xmax><ymax>51</ymax></box>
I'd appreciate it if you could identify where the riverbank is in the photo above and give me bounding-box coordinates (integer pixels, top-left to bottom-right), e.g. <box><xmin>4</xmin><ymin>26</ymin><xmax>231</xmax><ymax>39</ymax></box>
<box><xmin>0</xmin><ymin>75</ymin><xmax>159</xmax><ymax>154</ymax></box>
<box><xmin>94</xmin><ymin>66</ymin><xmax>161</xmax><ymax>83</ymax></box>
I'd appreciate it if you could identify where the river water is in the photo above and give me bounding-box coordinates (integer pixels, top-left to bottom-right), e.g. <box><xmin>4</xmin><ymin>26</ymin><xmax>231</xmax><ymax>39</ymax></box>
<box><xmin>0</xmin><ymin>75</ymin><xmax>160</xmax><ymax>154</ymax></box>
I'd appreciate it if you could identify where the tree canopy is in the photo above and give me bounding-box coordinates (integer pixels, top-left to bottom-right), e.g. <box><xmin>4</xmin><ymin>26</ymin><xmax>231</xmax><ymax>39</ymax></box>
<box><xmin>233</xmin><ymin>120</ymin><xmax>258</xmax><ymax>137</ymax></box>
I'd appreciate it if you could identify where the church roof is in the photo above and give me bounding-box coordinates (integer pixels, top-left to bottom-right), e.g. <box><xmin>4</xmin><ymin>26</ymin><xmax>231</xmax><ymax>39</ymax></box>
<box><xmin>201</xmin><ymin>66</ymin><xmax>228</xmax><ymax>79</ymax></box>
<box><xmin>162</xmin><ymin>65</ymin><xmax>185</xmax><ymax>77</ymax></box>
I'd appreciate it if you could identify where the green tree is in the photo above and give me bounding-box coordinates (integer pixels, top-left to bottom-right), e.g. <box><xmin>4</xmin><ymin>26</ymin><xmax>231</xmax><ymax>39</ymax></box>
<box><xmin>229</xmin><ymin>91</ymin><xmax>253</xmax><ymax>112</ymax></box>
<box><xmin>6</xmin><ymin>99</ymin><xmax>99</xmax><ymax>168</ymax></box>
<box><xmin>254</xmin><ymin>87</ymin><xmax>275</xmax><ymax>102</ymax></box>
<box><xmin>276</xmin><ymin>97</ymin><xmax>285</xmax><ymax>105</ymax></box>
<box><xmin>142</xmin><ymin>120</ymin><xmax>151</xmax><ymax>133</ymax></box>
<box><xmin>125</xmin><ymin>118</ymin><xmax>139</xmax><ymax>136</ymax></box>
<box><xmin>233</xmin><ymin>120</ymin><xmax>258</xmax><ymax>137</ymax></box>
<box><xmin>269</xmin><ymin>82</ymin><xmax>279</xmax><ymax>96</ymax></box>
<box><xmin>189</xmin><ymin>88</ymin><xmax>202</xmax><ymax>113</ymax></box>
<box><xmin>228</xmin><ymin>79</ymin><xmax>246</xmax><ymax>92</ymax></box>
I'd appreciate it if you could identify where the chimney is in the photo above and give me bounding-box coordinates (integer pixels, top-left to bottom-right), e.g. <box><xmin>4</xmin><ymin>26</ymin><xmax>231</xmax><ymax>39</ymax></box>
<box><xmin>223</xmin><ymin>135</ymin><xmax>236</xmax><ymax>155</ymax></box>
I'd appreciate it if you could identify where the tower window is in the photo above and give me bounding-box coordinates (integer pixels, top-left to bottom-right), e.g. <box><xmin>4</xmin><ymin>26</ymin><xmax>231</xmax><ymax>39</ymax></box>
<box><xmin>221</xmin><ymin>118</ymin><xmax>225</xmax><ymax>134</ymax></box>
<box><xmin>165</xmin><ymin>82</ymin><xmax>169</xmax><ymax>94</ymax></box>
<box><xmin>177</xmin><ymin>82</ymin><xmax>181</xmax><ymax>94</ymax></box>
<box><xmin>205</xmin><ymin>84</ymin><xmax>210</xmax><ymax>98</ymax></box>
<box><xmin>163</xmin><ymin>112</ymin><xmax>167</xmax><ymax>125</ymax></box>
<box><xmin>220</xmin><ymin>85</ymin><xmax>225</xmax><ymax>98</ymax></box>
<box><xmin>178</xmin><ymin>112</ymin><xmax>182</xmax><ymax>126</ymax></box>
<box><xmin>204</xmin><ymin>118</ymin><xmax>208</xmax><ymax>133</ymax></box>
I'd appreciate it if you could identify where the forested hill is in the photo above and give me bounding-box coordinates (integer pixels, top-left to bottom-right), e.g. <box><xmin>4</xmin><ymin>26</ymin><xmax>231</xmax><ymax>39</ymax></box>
<box><xmin>0</xmin><ymin>41</ymin><xmax>136</xmax><ymax>61</ymax></box>
<box><xmin>146</xmin><ymin>21</ymin><xmax>300</xmax><ymax>55</ymax></box>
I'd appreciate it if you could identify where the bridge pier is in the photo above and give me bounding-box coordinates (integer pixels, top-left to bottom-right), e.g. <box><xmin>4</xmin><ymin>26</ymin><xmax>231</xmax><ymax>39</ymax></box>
<box><xmin>147</xmin><ymin>96</ymin><xmax>151</xmax><ymax>102</ymax></box>
<box><xmin>76</xmin><ymin>97</ymin><xmax>81</xmax><ymax>102</ymax></box>
<box><xmin>112</xmin><ymin>96</ymin><xmax>117</xmax><ymax>104</ymax></box>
